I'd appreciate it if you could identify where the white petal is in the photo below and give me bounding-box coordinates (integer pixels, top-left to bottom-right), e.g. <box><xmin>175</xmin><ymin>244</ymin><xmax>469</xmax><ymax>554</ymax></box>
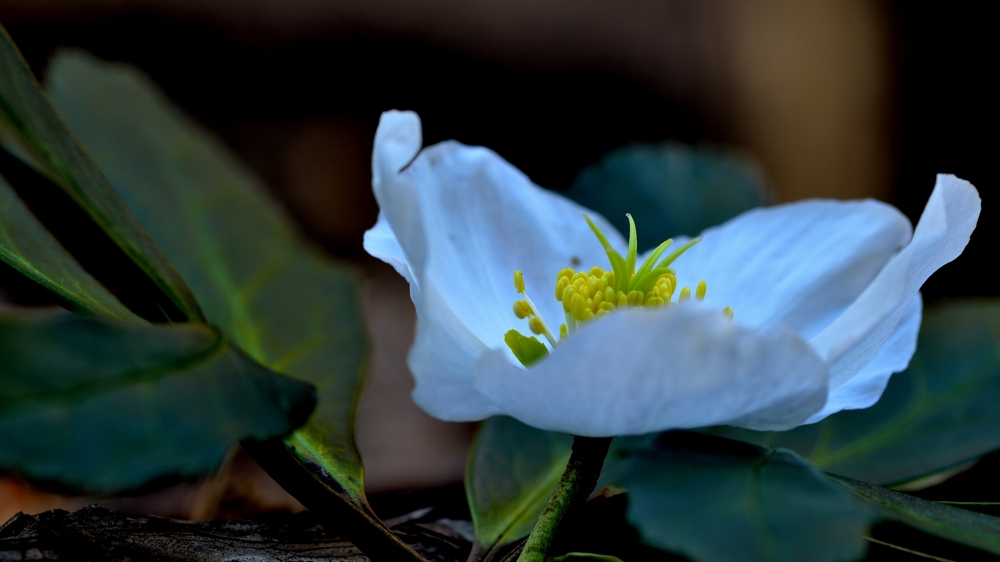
<box><xmin>474</xmin><ymin>305</ymin><xmax>828</xmax><ymax>437</ymax></box>
<box><xmin>408</xmin><ymin>280</ymin><xmax>503</xmax><ymax>421</ymax></box>
<box><xmin>363</xmin><ymin>211</ymin><xmax>416</xmax><ymax>289</ymax></box>
<box><xmin>365</xmin><ymin>110</ymin><xmax>624</xmax><ymax>422</ymax></box>
<box><xmin>812</xmin><ymin>174</ymin><xmax>980</xmax><ymax>392</ymax></box>
<box><xmin>368</xmin><ymin>110</ymin><xmax>428</xmax><ymax>289</ymax></box>
<box><xmin>804</xmin><ymin>295</ymin><xmax>922</xmax><ymax>424</ymax></box>
<box><xmin>670</xmin><ymin>199</ymin><xmax>912</xmax><ymax>339</ymax></box>
<box><xmin>402</xmin><ymin>141</ymin><xmax>621</xmax><ymax>349</ymax></box>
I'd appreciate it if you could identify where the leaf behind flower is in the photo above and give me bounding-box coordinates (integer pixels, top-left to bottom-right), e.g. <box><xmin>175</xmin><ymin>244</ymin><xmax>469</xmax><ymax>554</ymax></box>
<box><xmin>466</xmin><ymin>416</ymin><xmax>573</xmax><ymax>562</ymax></box>
<box><xmin>564</xmin><ymin>143</ymin><xmax>768</xmax><ymax>245</ymax></box>
<box><xmin>0</xmin><ymin>24</ymin><xmax>201</xmax><ymax>321</ymax></box>
<box><xmin>614</xmin><ymin>431</ymin><xmax>874</xmax><ymax>562</ymax></box>
<box><xmin>45</xmin><ymin>52</ymin><xmax>369</xmax><ymax>506</ymax></box>
<box><xmin>0</xmin><ymin>313</ymin><xmax>315</xmax><ymax>495</ymax></box>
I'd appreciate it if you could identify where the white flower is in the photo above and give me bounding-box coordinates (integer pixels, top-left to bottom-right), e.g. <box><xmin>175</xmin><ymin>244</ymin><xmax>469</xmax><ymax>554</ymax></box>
<box><xmin>364</xmin><ymin>110</ymin><xmax>980</xmax><ymax>438</ymax></box>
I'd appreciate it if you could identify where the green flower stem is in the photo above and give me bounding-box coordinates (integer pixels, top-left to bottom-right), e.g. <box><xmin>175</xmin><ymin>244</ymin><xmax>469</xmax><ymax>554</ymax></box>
<box><xmin>517</xmin><ymin>436</ymin><xmax>614</xmax><ymax>562</ymax></box>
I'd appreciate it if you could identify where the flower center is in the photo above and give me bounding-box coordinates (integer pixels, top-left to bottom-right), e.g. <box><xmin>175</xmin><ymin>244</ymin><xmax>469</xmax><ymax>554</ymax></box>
<box><xmin>505</xmin><ymin>214</ymin><xmax>734</xmax><ymax>367</ymax></box>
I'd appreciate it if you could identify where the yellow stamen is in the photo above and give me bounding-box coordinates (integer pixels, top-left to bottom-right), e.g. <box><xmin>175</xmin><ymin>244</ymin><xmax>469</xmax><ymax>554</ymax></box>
<box><xmin>723</xmin><ymin>307</ymin><xmax>735</xmax><ymax>322</ymax></box>
<box><xmin>514</xmin><ymin>270</ymin><xmax>526</xmax><ymax>294</ymax></box>
<box><xmin>513</xmin><ymin>300</ymin><xmax>533</xmax><ymax>319</ymax></box>
<box><xmin>507</xmin><ymin>215</ymin><xmax>733</xmax><ymax>352</ymax></box>
<box><xmin>512</xmin><ymin>270</ymin><xmax>558</xmax><ymax>347</ymax></box>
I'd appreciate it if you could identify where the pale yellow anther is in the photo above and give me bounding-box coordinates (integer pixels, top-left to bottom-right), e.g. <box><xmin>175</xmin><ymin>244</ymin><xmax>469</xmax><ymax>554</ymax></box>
<box><xmin>617</xmin><ymin>292</ymin><xmax>628</xmax><ymax>307</ymax></box>
<box><xmin>562</xmin><ymin>286</ymin><xmax>575</xmax><ymax>309</ymax></box>
<box><xmin>723</xmin><ymin>307</ymin><xmax>735</xmax><ymax>321</ymax></box>
<box><xmin>513</xmin><ymin>300</ymin><xmax>533</xmax><ymax>319</ymax></box>
<box><xmin>569</xmin><ymin>294</ymin><xmax>584</xmax><ymax>319</ymax></box>
<box><xmin>679</xmin><ymin>287</ymin><xmax>691</xmax><ymax>302</ymax></box>
<box><xmin>589</xmin><ymin>266</ymin><xmax>605</xmax><ymax>277</ymax></box>
<box><xmin>529</xmin><ymin>317</ymin><xmax>546</xmax><ymax>335</ymax></box>
<box><xmin>696</xmin><ymin>280</ymin><xmax>707</xmax><ymax>302</ymax></box>
<box><xmin>555</xmin><ymin>278</ymin><xmax>568</xmax><ymax>300</ymax></box>
<box><xmin>558</xmin><ymin>268</ymin><xmax>575</xmax><ymax>281</ymax></box>
<box><xmin>514</xmin><ymin>270</ymin><xmax>526</xmax><ymax>294</ymax></box>
<box><xmin>560</xmin><ymin>323</ymin><xmax>568</xmax><ymax>338</ymax></box>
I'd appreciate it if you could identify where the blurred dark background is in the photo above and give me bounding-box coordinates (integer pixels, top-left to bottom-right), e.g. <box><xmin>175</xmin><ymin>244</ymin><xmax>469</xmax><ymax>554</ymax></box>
<box><xmin>0</xmin><ymin>0</ymin><xmax>994</xmax><ymax>521</ymax></box>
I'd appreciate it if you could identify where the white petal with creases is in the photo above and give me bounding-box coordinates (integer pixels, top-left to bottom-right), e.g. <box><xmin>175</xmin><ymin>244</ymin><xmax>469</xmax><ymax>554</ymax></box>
<box><xmin>812</xmin><ymin>174</ymin><xmax>980</xmax><ymax>391</ymax></box>
<box><xmin>670</xmin><ymin>199</ymin><xmax>912</xmax><ymax>340</ymax></box>
<box><xmin>474</xmin><ymin>305</ymin><xmax>828</xmax><ymax>437</ymax></box>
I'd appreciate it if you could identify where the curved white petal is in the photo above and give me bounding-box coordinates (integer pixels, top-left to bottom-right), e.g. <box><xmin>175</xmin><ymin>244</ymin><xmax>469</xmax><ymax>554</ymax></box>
<box><xmin>670</xmin><ymin>199</ymin><xmax>912</xmax><ymax>339</ymax></box>
<box><xmin>804</xmin><ymin>295</ymin><xmax>922</xmax><ymax>423</ymax></box>
<box><xmin>402</xmin><ymin>141</ymin><xmax>621</xmax><ymax>348</ymax></box>
<box><xmin>812</xmin><ymin>174</ymin><xmax>980</xmax><ymax>392</ymax></box>
<box><xmin>365</xmin><ymin>110</ymin><xmax>624</xmax><ymax>421</ymax></box>
<box><xmin>408</xmin><ymin>280</ymin><xmax>503</xmax><ymax>420</ymax></box>
<box><xmin>369</xmin><ymin>111</ymin><xmax>427</xmax><ymax>277</ymax></box>
<box><xmin>363</xmin><ymin>212</ymin><xmax>415</xmax><ymax>289</ymax></box>
<box><xmin>474</xmin><ymin>305</ymin><xmax>828</xmax><ymax>437</ymax></box>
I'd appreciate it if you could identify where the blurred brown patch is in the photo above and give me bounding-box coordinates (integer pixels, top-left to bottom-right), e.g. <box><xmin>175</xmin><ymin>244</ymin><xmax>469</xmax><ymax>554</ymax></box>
<box><xmin>356</xmin><ymin>263</ymin><xmax>477</xmax><ymax>494</ymax></box>
<box><xmin>282</xmin><ymin>117</ymin><xmax>377</xmax><ymax>253</ymax></box>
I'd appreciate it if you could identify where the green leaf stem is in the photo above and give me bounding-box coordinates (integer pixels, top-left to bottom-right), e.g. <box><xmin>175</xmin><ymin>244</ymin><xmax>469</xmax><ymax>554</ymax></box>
<box><xmin>830</xmin><ymin>474</ymin><xmax>1000</xmax><ymax>556</ymax></box>
<box><xmin>466</xmin><ymin>416</ymin><xmax>573</xmax><ymax>562</ymax></box>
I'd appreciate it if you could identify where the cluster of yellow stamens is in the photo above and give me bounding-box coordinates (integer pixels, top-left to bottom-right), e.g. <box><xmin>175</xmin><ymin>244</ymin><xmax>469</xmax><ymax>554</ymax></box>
<box><xmin>555</xmin><ymin>266</ymin><xmax>707</xmax><ymax>324</ymax></box>
<box><xmin>505</xmin><ymin>214</ymin><xmax>733</xmax><ymax>365</ymax></box>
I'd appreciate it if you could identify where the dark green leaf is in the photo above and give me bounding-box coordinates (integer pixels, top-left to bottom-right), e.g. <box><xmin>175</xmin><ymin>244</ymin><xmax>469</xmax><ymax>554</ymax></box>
<box><xmin>466</xmin><ymin>416</ymin><xmax>573</xmax><ymax>562</ymax></box>
<box><xmin>0</xmin><ymin>313</ymin><xmax>315</xmax><ymax>495</ymax></box>
<box><xmin>618</xmin><ymin>431</ymin><xmax>874</xmax><ymax>562</ymax></box>
<box><xmin>0</xmin><ymin>172</ymin><xmax>139</xmax><ymax>321</ymax></box>
<box><xmin>0</xmin><ymin>25</ymin><xmax>202</xmax><ymax>322</ymax></box>
<box><xmin>830</xmin><ymin>474</ymin><xmax>1000</xmax><ymax>556</ymax></box>
<box><xmin>45</xmin><ymin>52</ymin><xmax>368</xmax><ymax>504</ymax></box>
<box><xmin>713</xmin><ymin>300</ymin><xmax>1000</xmax><ymax>485</ymax></box>
<box><xmin>564</xmin><ymin>143</ymin><xmax>767</xmax><ymax>246</ymax></box>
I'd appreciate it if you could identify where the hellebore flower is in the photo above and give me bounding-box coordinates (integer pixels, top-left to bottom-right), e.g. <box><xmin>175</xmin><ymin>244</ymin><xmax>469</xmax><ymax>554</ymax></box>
<box><xmin>364</xmin><ymin>110</ymin><xmax>980</xmax><ymax>438</ymax></box>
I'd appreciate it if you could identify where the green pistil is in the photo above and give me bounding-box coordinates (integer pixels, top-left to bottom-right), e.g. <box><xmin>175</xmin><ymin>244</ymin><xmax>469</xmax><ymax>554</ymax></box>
<box><xmin>585</xmin><ymin>213</ymin><xmax>700</xmax><ymax>294</ymax></box>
